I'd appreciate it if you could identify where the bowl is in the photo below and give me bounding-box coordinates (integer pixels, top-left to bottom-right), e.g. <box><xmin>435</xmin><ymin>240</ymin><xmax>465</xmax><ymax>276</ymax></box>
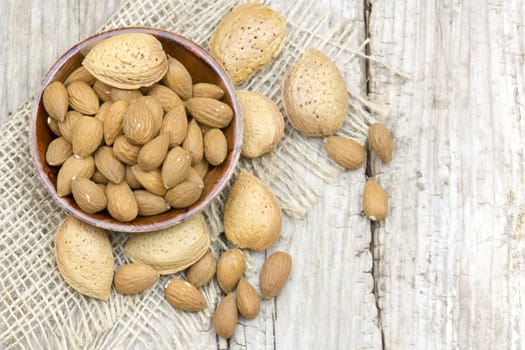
<box><xmin>30</xmin><ymin>27</ymin><xmax>242</xmax><ymax>233</ymax></box>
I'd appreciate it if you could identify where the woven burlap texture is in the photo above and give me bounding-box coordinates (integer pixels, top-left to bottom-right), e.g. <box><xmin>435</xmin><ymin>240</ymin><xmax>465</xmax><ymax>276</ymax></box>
<box><xmin>0</xmin><ymin>0</ymin><xmax>380</xmax><ymax>348</ymax></box>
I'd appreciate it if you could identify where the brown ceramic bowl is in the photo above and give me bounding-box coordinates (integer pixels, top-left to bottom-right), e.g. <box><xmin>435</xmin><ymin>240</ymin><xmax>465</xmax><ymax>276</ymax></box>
<box><xmin>30</xmin><ymin>27</ymin><xmax>242</xmax><ymax>232</ymax></box>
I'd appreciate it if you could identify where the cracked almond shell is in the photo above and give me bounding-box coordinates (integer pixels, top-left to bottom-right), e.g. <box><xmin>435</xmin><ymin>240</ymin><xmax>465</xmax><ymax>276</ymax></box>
<box><xmin>210</xmin><ymin>3</ymin><xmax>286</xmax><ymax>85</ymax></box>
<box><xmin>82</xmin><ymin>33</ymin><xmax>168</xmax><ymax>90</ymax></box>
<box><xmin>124</xmin><ymin>213</ymin><xmax>210</xmax><ymax>274</ymax></box>
<box><xmin>282</xmin><ymin>49</ymin><xmax>348</xmax><ymax>136</ymax></box>
<box><xmin>224</xmin><ymin>170</ymin><xmax>282</xmax><ymax>250</ymax></box>
<box><xmin>54</xmin><ymin>216</ymin><xmax>114</xmax><ymax>300</ymax></box>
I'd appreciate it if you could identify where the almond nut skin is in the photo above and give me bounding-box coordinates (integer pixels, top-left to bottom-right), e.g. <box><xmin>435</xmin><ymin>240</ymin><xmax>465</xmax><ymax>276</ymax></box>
<box><xmin>54</xmin><ymin>216</ymin><xmax>113</xmax><ymax>300</ymax></box>
<box><xmin>162</xmin><ymin>55</ymin><xmax>193</xmax><ymax>100</ymax></box>
<box><xmin>131</xmin><ymin>166</ymin><xmax>167</xmax><ymax>196</ymax></box>
<box><xmin>160</xmin><ymin>105</ymin><xmax>188</xmax><ymax>147</ymax></box>
<box><xmin>71</xmin><ymin>177</ymin><xmax>107</xmax><ymax>214</ymax></box>
<box><xmin>161</xmin><ymin>146</ymin><xmax>191</xmax><ymax>189</ymax></box>
<box><xmin>164</xmin><ymin>181</ymin><xmax>203</xmax><ymax>209</ymax></box>
<box><xmin>134</xmin><ymin>190</ymin><xmax>170</xmax><ymax>216</ymax></box>
<box><xmin>363</xmin><ymin>179</ymin><xmax>388</xmax><ymax>221</ymax></box>
<box><xmin>94</xmin><ymin>146</ymin><xmax>125</xmax><ymax>184</ymax></box>
<box><xmin>186</xmin><ymin>98</ymin><xmax>233</xmax><ymax>128</ymax></box>
<box><xmin>57</xmin><ymin>155</ymin><xmax>95</xmax><ymax>197</ymax></box>
<box><xmin>123</xmin><ymin>100</ymin><xmax>156</xmax><ymax>145</ymax></box>
<box><xmin>324</xmin><ymin>136</ymin><xmax>366</xmax><ymax>169</ymax></box>
<box><xmin>106</xmin><ymin>182</ymin><xmax>139</xmax><ymax>222</ymax></box>
<box><xmin>43</xmin><ymin>81</ymin><xmax>69</xmax><ymax>121</ymax></box>
<box><xmin>186</xmin><ymin>250</ymin><xmax>216</xmax><ymax>288</ymax></box>
<box><xmin>368</xmin><ymin>123</ymin><xmax>393</xmax><ymax>163</ymax></box>
<box><xmin>259</xmin><ymin>251</ymin><xmax>292</xmax><ymax>299</ymax></box>
<box><xmin>164</xmin><ymin>279</ymin><xmax>207</xmax><ymax>312</ymax></box>
<box><xmin>182</xmin><ymin>119</ymin><xmax>204</xmax><ymax>165</ymax></box>
<box><xmin>59</xmin><ymin>111</ymin><xmax>83</xmax><ymax>143</ymax></box>
<box><xmin>148</xmin><ymin>84</ymin><xmax>184</xmax><ymax>112</ymax></box>
<box><xmin>112</xmin><ymin>135</ymin><xmax>141</xmax><ymax>166</ymax></box>
<box><xmin>137</xmin><ymin>134</ymin><xmax>170</xmax><ymax>171</ymax></box>
<box><xmin>103</xmin><ymin>100</ymin><xmax>128</xmax><ymax>145</ymax></box>
<box><xmin>282</xmin><ymin>48</ymin><xmax>348</xmax><ymax>136</ymax></box>
<box><xmin>210</xmin><ymin>3</ymin><xmax>286</xmax><ymax>85</ymax></box>
<box><xmin>192</xmin><ymin>83</ymin><xmax>224</xmax><ymax>100</ymax></box>
<box><xmin>64</xmin><ymin>66</ymin><xmax>96</xmax><ymax>86</ymax></box>
<box><xmin>214</xmin><ymin>293</ymin><xmax>238</xmax><ymax>339</ymax></box>
<box><xmin>72</xmin><ymin>116</ymin><xmax>103</xmax><ymax>158</ymax></box>
<box><xmin>236</xmin><ymin>278</ymin><xmax>260</xmax><ymax>320</ymax></box>
<box><xmin>46</xmin><ymin>137</ymin><xmax>72</xmax><ymax>166</ymax></box>
<box><xmin>203</xmin><ymin>128</ymin><xmax>228</xmax><ymax>166</ymax></box>
<box><xmin>83</xmin><ymin>33</ymin><xmax>168</xmax><ymax>90</ymax></box>
<box><xmin>216</xmin><ymin>248</ymin><xmax>245</xmax><ymax>293</ymax></box>
<box><xmin>67</xmin><ymin>81</ymin><xmax>100</xmax><ymax>115</ymax></box>
<box><xmin>114</xmin><ymin>263</ymin><xmax>160</xmax><ymax>295</ymax></box>
<box><xmin>224</xmin><ymin>170</ymin><xmax>282</xmax><ymax>251</ymax></box>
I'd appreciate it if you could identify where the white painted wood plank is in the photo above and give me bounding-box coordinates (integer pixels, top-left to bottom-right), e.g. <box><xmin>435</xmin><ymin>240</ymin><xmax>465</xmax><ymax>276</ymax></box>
<box><xmin>368</xmin><ymin>0</ymin><xmax>525</xmax><ymax>348</ymax></box>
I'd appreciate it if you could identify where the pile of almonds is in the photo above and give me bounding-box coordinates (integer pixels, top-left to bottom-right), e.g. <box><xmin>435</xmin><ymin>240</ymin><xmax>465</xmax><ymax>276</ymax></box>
<box><xmin>49</xmin><ymin>1</ymin><xmax>394</xmax><ymax>342</ymax></box>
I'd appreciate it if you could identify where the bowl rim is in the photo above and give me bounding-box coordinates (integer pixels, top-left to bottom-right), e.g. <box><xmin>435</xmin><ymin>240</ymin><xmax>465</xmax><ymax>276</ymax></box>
<box><xmin>30</xmin><ymin>26</ymin><xmax>242</xmax><ymax>233</ymax></box>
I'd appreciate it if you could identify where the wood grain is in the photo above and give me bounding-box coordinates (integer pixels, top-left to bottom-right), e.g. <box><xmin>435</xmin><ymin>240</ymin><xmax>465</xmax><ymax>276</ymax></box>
<box><xmin>368</xmin><ymin>0</ymin><xmax>525</xmax><ymax>348</ymax></box>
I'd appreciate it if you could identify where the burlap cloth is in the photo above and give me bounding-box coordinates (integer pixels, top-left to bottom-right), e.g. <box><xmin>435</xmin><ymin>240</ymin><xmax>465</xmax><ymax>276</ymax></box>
<box><xmin>0</xmin><ymin>0</ymin><xmax>386</xmax><ymax>348</ymax></box>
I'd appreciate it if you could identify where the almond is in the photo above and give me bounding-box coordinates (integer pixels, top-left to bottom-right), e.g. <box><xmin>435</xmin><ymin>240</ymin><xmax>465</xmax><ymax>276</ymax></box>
<box><xmin>185</xmin><ymin>167</ymin><xmax>204</xmax><ymax>188</ymax></box>
<box><xmin>106</xmin><ymin>182</ymin><xmax>139</xmax><ymax>222</ymax></box>
<box><xmin>139</xmin><ymin>95</ymin><xmax>164</xmax><ymax>135</ymax></box>
<box><xmin>368</xmin><ymin>123</ymin><xmax>393</xmax><ymax>163</ymax></box>
<box><xmin>282</xmin><ymin>48</ymin><xmax>348</xmax><ymax>136</ymax></box>
<box><xmin>186</xmin><ymin>98</ymin><xmax>233</xmax><ymax>128</ymax></box>
<box><xmin>161</xmin><ymin>146</ymin><xmax>191</xmax><ymax>189</ymax></box>
<box><xmin>224</xmin><ymin>170</ymin><xmax>282</xmax><ymax>250</ymax></box>
<box><xmin>193</xmin><ymin>158</ymin><xmax>209</xmax><ymax>179</ymax></box>
<box><xmin>94</xmin><ymin>146</ymin><xmax>125</xmax><ymax>183</ymax></box>
<box><xmin>323</xmin><ymin>136</ymin><xmax>366</xmax><ymax>169</ymax></box>
<box><xmin>203</xmin><ymin>128</ymin><xmax>228</xmax><ymax>166</ymax></box>
<box><xmin>114</xmin><ymin>263</ymin><xmax>160</xmax><ymax>295</ymax></box>
<box><xmin>103</xmin><ymin>100</ymin><xmax>128</xmax><ymax>145</ymax></box>
<box><xmin>57</xmin><ymin>155</ymin><xmax>95</xmax><ymax>197</ymax></box>
<box><xmin>162</xmin><ymin>55</ymin><xmax>193</xmax><ymax>100</ymax></box>
<box><xmin>160</xmin><ymin>105</ymin><xmax>188</xmax><ymax>147</ymax></box>
<box><xmin>43</xmin><ymin>81</ymin><xmax>69</xmax><ymax>121</ymax></box>
<box><xmin>237</xmin><ymin>90</ymin><xmax>284</xmax><ymax>158</ymax></box>
<box><xmin>363</xmin><ymin>179</ymin><xmax>388</xmax><ymax>221</ymax></box>
<box><xmin>59</xmin><ymin>111</ymin><xmax>83</xmax><ymax>143</ymax></box>
<box><xmin>216</xmin><ymin>248</ymin><xmax>245</xmax><ymax>293</ymax></box>
<box><xmin>48</xmin><ymin>117</ymin><xmax>62</xmax><ymax>136</ymax></box>
<box><xmin>186</xmin><ymin>250</ymin><xmax>216</xmax><ymax>288</ymax></box>
<box><xmin>64</xmin><ymin>66</ymin><xmax>95</xmax><ymax>86</ymax></box>
<box><xmin>125</xmin><ymin>213</ymin><xmax>210</xmax><ymax>274</ymax></box>
<box><xmin>147</xmin><ymin>84</ymin><xmax>184</xmax><ymax>112</ymax></box>
<box><xmin>71</xmin><ymin>177</ymin><xmax>107</xmax><ymax>214</ymax></box>
<box><xmin>213</xmin><ymin>293</ymin><xmax>237</xmax><ymax>339</ymax></box>
<box><xmin>123</xmin><ymin>99</ymin><xmax>156</xmax><ymax>145</ymax></box>
<box><xmin>259</xmin><ymin>251</ymin><xmax>291</xmax><ymax>299</ymax></box>
<box><xmin>131</xmin><ymin>166</ymin><xmax>166</xmax><ymax>196</ymax></box>
<box><xmin>164</xmin><ymin>279</ymin><xmax>207</xmax><ymax>312</ymax></box>
<box><xmin>137</xmin><ymin>134</ymin><xmax>169</xmax><ymax>171</ymax></box>
<box><xmin>210</xmin><ymin>3</ymin><xmax>286</xmax><ymax>85</ymax></box>
<box><xmin>134</xmin><ymin>190</ymin><xmax>170</xmax><ymax>216</ymax></box>
<box><xmin>182</xmin><ymin>119</ymin><xmax>204</xmax><ymax>165</ymax></box>
<box><xmin>83</xmin><ymin>33</ymin><xmax>168</xmax><ymax>90</ymax></box>
<box><xmin>112</xmin><ymin>135</ymin><xmax>141</xmax><ymax>165</ymax></box>
<box><xmin>67</xmin><ymin>81</ymin><xmax>99</xmax><ymax>115</ymax></box>
<box><xmin>164</xmin><ymin>181</ymin><xmax>203</xmax><ymax>209</ymax></box>
<box><xmin>46</xmin><ymin>137</ymin><xmax>72</xmax><ymax>166</ymax></box>
<box><xmin>93</xmin><ymin>80</ymin><xmax>112</xmax><ymax>102</ymax></box>
<box><xmin>72</xmin><ymin>116</ymin><xmax>103</xmax><ymax>157</ymax></box>
<box><xmin>125</xmin><ymin>165</ymin><xmax>142</xmax><ymax>189</ymax></box>
<box><xmin>236</xmin><ymin>278</ymin><xmax>260</xmax><ymax>319</ymax></box>
<box><xmin>54</xmin><ymin>216</ymin><xmax>113</xmax><ymax>300</ymax></box>
<box><xmin>95</xmin><ymin>101</ymin><xmax>113</xmax><ymax>123</ymax></box>
<box><xmin>110</xmin><ymin>87</ymin><xmax>143</xmax><ymax>103</ymax></box>
<box><xmin>192</xmin><ymin>83</ymin><xmax>224</xmax><ymax>99</ymax></box>
<box><xmin>91</xmin><ymin>170</ymin><xmax>109</xmax><ymax>184</ymax></box>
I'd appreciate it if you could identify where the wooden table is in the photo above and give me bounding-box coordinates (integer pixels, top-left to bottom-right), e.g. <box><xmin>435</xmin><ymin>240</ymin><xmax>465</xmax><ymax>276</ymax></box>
<box><xmin>2</xmin><ymin>0</ymin><xmax>524</xmax><ymax>349</ymax></box>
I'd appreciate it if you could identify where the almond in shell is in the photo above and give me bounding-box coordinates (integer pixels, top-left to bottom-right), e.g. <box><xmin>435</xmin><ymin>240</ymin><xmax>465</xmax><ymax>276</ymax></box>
<box><xmin>282</xmin><ymin>48</ymin><xmax>348</xmax><ymax>136</ymax></box>
<box><xmin>214</xmin><ymin>293</ymin><xmax>237</xmax><ymax>339</ymax></box>
<box><xmin>57</xmin><ymin>155</ymin><xmax>95</xmax><ymax>197</ymax></box>
<box><xmin>71</xmin><ymin>177</ymin><xmax>107</xmax><ymax>214</ymax></box>
<box><xmin>114</xmin><ymin>263</ymin><xmax>160</xmax><ymax>295</ymax></box>
<box><xmin>203</xmin><ymin>128</ymin><xmax>228</xmax><ymax>166</ymax></box>
<box><xmin>94</xmin><ymin>146</ymin><xmax>125</xmax><ymax>184</ymax></box>
<box><xmin>43</xmin><ymin>81</ymin><xmax>69</xmax><ymax>121</ymax></box>
<box><xmin>72</xmin><ymin>116</ymin><xmax>103</xmax><ymax>157</ymax></box>
<box><xmin>259</xmin><ymin>251</ymin><xmax>292</xmax><ymax>299</ymax></box>
<box><xmin>162</xmin><ymin>55</ymin><xmax>193</xmax><ymax>100</ymax></box>
<box><xmin>224</xmin><ymin>170</ymin><xmax>282</xmax><ymax>250</ymax></box>
<box><xmin>54</xmin><ymin>216</ymin><xmax>113</xmax><ymax>300</ymax></box>
<box><xmin>83</xmin><ymin>33</ymin><xmax>168</xmax><ymax>90</ymax></box>
<box><xmin>124</xmin><ymin>213</ymin><xmax>210</xmax><ymax>274</ymax></box>
<box><xmin>46</xmin><ymin>137</ymin><xmax>72</xmax><ymax>166</ymax></box>
<box><xmin>363</xmin><ymin>179</ymin><xmax>388</xmax><ymax>221</ymax></box>
<box><xmin>186</xmin><ymin>98</ymin><xmax>233</xmax><ymax>128</ymax></box>
<box><xmin>165</xmin><ymin>181</ymin><xmax>203</xmax><ymax>209</ymax></box>
<box><xmin>67</xmin><ymin>81</ymin><xmax>99</xmax><ymax>115</ymax></box>
<box><xmin>323</xmin><ymin>136</ymin><xmax>365</xmax><ymax>169</ymax></box>
<box><xmin>134</xmin><ymin>190</ymin><xmax>170</xmax><ymax>216</ymax></box>
<box><xmin>137</xmin><ymin>134</ymin><xmax>169</xmax><ymax>171</ymax></box>
<box><xmin>186</xmin><ymin>250</ymin><xmax>216</xmax><ymax>288</ymax></box>
<box><xmin>164</xmin><ymin>279</ymin><xmax>207</xmax><ymax>312</ymax></box>
<box><xmin>216</xmin><ymin>248</ymin><xmax>245</xmax><ymax>293</ymax></box>
<box><xmin>210</xmin><ymin>3</ymin><xmax>286</xmax><ymax>85</ymax></box>
<box><xmin>236</xmin><ymin>278</ymin><xmax>260</xmax><ymax>319</ymax></box>
<box><xmin>106</xmin><ymin>181</ymin><xmax>138</xmax><ymax>222</ymax></box>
